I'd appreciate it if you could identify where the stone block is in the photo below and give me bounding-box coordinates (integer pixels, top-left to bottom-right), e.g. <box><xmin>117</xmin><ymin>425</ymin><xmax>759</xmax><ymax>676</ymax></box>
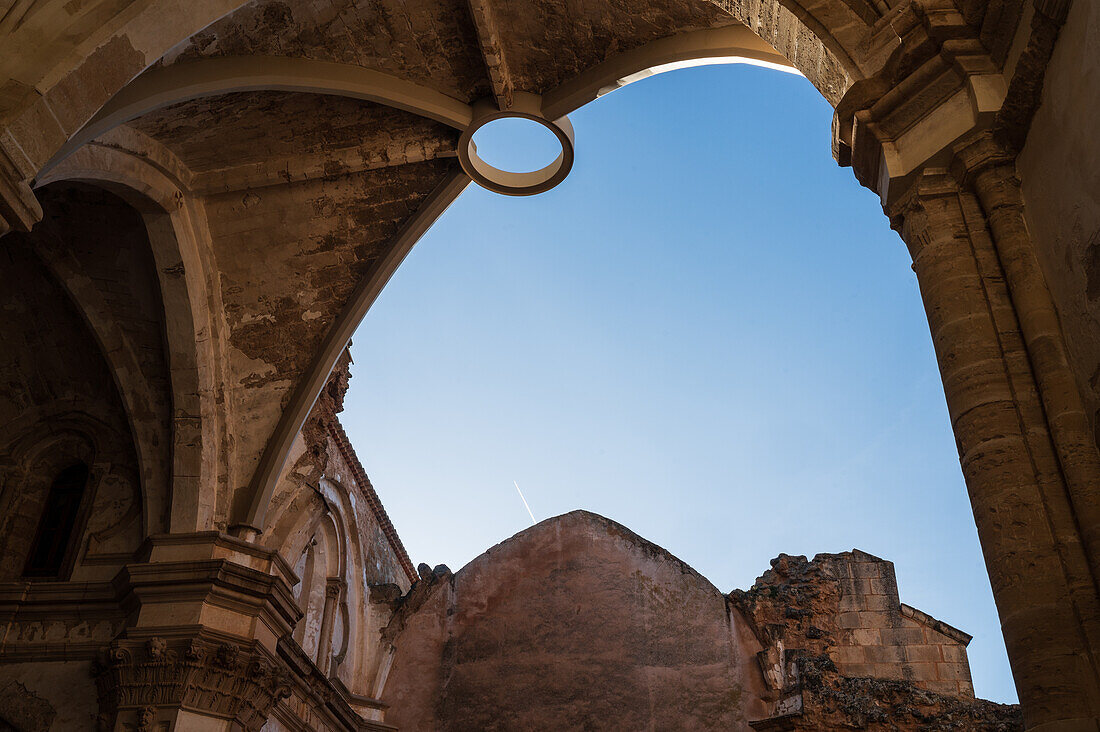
<box><xmin>861</xmin><ymin>593</ymin><xmax>897</xmax><ymax>612</ymax></box>
<box><xmin>868</xmin><ymin>576</ymin><xmax>899</xmax><ymax>597</ymax></box>
<box><xmin>841</xmin><ymin>663</ymin><xmax>877</xmax><ymax>678</ymax></box>
<box><xmin>937</xmin><ymin>662</ymin><xmax>973</xmax><ymax>682</ymax></box>
<box><xmin>850</xmin><ymin>628</ymin><xmax>880</xmax><ymax>646</ymax></box>
<box><xmin>901</xmin><ymin>644</ymin><xmax>943</xmax><ymax>663</ymax></box>
<box><xmin>864</xmin><ymin>644</ymin><xmax>907</xmax><ymax>664</ymax></box>
<box><xmin>836</xmin><ymin>612</ymin><xmax>861</xmax><ymax>629</ymax></box>
<box><xmin>831</xmin><ymin>645</ymin><xmax>867</xmax><ymax>665</ymax></box>
<box><xmin>903</xmin><ymin>662</ymin><xmax>940</xmax><ymax>682</ymax></box>
<box><xmin>857</xmin><ymin>611</ymin><xmax>885</xmax><ymax>628</ymax></box>
<box><xmin>880</xmin><ymin>627</ymin><xmax>926</xmax><ymax>646</ymax></box>
<box><xmin>921</xmin><ymin>680</ymin><xmax>965</xmax><ymax>696</ymax></box>
<box><xmin>851</xmin><ymin>561</ymin><xmax>893</xmax><ymax>580</ymax></box>
<box><xmin>941</xmin><ymin>643</ymin><xmax>969</xmax><ymax>664</ymax></box>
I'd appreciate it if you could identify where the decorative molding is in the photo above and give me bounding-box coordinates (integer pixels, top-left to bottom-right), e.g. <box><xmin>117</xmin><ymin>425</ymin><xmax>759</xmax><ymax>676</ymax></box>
<box><xmin>328</xmin><ymin>418</ymin><xmax>417</xmax><ymax>584</ymax></box>
<box><xmin>92</xmin><ymin>635</ymin><xmax>292</xmax><ymax>731</ymax></box>
<box><xmin>833</xmin><ymin>0</ymin><xmax>1064</xmax><ymax>207</ymax></box>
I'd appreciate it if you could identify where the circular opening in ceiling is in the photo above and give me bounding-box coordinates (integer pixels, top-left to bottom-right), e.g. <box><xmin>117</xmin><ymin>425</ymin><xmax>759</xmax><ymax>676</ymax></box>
<box><xmin>470</xmin><ymin>116</ymin><xmax>564</xmax><ymax>174</ymax></box>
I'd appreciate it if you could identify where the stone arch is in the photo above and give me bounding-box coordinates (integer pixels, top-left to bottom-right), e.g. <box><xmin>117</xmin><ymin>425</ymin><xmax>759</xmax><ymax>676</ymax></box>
<box><xmin>1</xmin><ymin>0</ymin><xmax>1090</xmax><ymax>725</ymax></box>
<box><xmin>2</xmin><ymin>0</ymin><xmax>936</xmax><ymax>534</ymax></box>
<box><xmin>28</xmin><ymin>234</ymin><xmax>171</xmax><ymax>537</ymax></box>
<box><xmin>317</xmin><ymin>511</ymin><xmax>344</xmax><ymax>581</ymax></box>
<box><xmin>317</xmin><ymin>477</ymin><xmax>364</xmax><ymax>681</ymax></box>
<box><xmin>0</xmin><ymin>413</ymin><xmax>141</xmax><ymax>580</ymax></box>
<box><xmin>35</xmin><ymin>141</ymin><xmax>228</xmax><ymax>533</ymax></box>
<box><xmin>0</xmin><ymin>231</ymin><xmax>148</xmax><ymax>576</ymax></box>
<box><xmin>0</xmin><ymin>0</ymin><xmax>892</xmax><ymax>235</ymax></box>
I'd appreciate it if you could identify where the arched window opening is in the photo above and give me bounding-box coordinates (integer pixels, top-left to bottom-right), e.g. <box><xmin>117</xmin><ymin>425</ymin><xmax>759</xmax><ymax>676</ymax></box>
<box><xmin>23</xmin><ymin>462</ymin><xmax>90</xmax><ymax>578</ymax></box>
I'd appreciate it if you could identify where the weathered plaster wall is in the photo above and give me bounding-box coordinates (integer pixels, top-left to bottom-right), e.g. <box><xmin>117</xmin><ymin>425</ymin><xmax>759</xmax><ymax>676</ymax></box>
<box><xmin>200</xmin><ymin>159</ymin><xmax>457</xmax><ymax>509</ymax></box>
<box><xmin>1018</xmin><ymin>0</ymin><xmax>1100</xmax><ymax>451</ymax></box>
<box><xmin>382</xmin><ymin>510</ymin><xmax>772</xmax><ymax>731</ymax></box>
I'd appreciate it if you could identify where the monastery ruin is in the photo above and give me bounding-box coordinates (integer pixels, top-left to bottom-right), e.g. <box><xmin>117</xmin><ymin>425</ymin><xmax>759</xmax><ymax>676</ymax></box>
<box><xmin>1</xmin><ymin>0</ymin><xmax>1099</xmax><ymax>728</ymax></box>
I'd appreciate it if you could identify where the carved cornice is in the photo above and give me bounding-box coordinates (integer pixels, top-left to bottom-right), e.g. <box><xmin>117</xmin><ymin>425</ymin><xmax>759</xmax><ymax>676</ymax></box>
<box><xmin>118</xmin><ymin>557</ymin><xmax>302</xmax><ymax>640</ymax></box>
<box><xmin>92</xmin><ymin>634</ymin><xmax>292</xmax><ymax>731</ymax></box>
<box><xmin>834</xmin><ymin>0</ymin><xmax>1067</xmax><ymax>207</ymax></box>
<box><xmin>0</xmin><ymin>536</ymin><xmax>304</xmax><ymax>665</ymax></box>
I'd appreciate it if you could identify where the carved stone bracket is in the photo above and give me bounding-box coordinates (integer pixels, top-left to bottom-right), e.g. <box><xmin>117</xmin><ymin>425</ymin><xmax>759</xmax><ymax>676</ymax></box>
<box><xmin>833</xmin><ymin>0</ymin><xmax>1069</xmax><ymax>209</ymax></box>
<box><xmin>92</xmin><ymin>634</ymin><xmax>293</xmax><ymax>731</ymax></box>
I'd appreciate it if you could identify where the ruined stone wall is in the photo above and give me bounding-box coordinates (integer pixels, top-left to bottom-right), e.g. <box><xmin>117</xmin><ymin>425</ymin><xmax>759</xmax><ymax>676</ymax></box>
<box><xmin>1018</xmin><ymin>0</ymin><xmax>1100</xmax><ymax>452</ymax></box>
<box><xmin>736</xmin><ymin>551</ymin><xmax>975</xmax><ymax>698</ymax></box>
<box><xmin>381</xmin><ymin>510</ymin><xmax>772</xmax><ymax>731</ymax></box>
<box><xmin>379</xmin><ymin>512</ymin><xmax>1020</xmax><ymax>731</ymax></box>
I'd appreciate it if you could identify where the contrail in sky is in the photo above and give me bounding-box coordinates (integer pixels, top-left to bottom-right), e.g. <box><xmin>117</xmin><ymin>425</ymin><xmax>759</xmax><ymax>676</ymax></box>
<box><xmin>514</xmin><ymin>480</ymin><xmax>536</xmax><ymax>525</ymax></box>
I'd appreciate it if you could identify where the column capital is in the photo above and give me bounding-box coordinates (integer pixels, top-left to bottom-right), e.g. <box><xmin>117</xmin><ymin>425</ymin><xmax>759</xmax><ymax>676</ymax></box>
<box><xmin>92</xmin><ymin>633</ymin><xmax>293</xmax><ymax>731</ymax></box>
<box><xmin>834</xmin><ymin>0</ymin><xmax>1068</xmax><ymax>211</ymax></box>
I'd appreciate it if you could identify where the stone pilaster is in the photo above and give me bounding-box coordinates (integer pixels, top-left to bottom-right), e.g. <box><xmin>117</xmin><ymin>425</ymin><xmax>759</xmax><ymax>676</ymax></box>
<box><xmin>316</xmin><ymin>579</ymin><xmax>345</xmax><ymax>675</ymax></box>
<box><xmin>890</xmin><ymin>169</ymin><xmax>1100</xmax><ymax>728</ymax></box>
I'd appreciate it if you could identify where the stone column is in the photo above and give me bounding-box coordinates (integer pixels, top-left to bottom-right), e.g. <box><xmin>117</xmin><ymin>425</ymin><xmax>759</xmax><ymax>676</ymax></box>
<box><xmin>316</xmin><ymin>578</ymin><xmax>344</xmax><ymax>675</ymax></box>
<box><xmin>955</xmin><ymin>136</ymin><xmax>1100</xmax><ymax>578</ymax></box>
<box><xmin>891</xmin><ymin>169</ymin><xmax>1100</xmax><ymax>729</ymax></box>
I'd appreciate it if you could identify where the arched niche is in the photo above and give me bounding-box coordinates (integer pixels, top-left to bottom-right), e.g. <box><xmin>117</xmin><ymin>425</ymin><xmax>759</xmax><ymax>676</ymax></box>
<box><xmin>33</xmin><ymin>150</ymin><xmax>226</xmax><ymax>534</ymax></box>
<box><xmin>0</xmin><ymin>244</ymin><xmax>146</xmax><ymax>580</ymax></box>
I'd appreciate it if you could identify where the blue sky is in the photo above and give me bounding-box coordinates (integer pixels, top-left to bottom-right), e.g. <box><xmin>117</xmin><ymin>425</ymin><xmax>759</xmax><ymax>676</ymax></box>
<box><xmin>341</xmin><ymin>62</ymin><xmax>1016</xmax><ymax>703</ymax></box>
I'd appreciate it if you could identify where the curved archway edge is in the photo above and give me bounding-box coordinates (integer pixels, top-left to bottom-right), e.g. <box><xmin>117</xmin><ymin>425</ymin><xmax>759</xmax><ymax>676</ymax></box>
<box><xmin>37</xmin><ymin>143</ymin><xmax>228</xmax><ymax>534</ymax></box>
